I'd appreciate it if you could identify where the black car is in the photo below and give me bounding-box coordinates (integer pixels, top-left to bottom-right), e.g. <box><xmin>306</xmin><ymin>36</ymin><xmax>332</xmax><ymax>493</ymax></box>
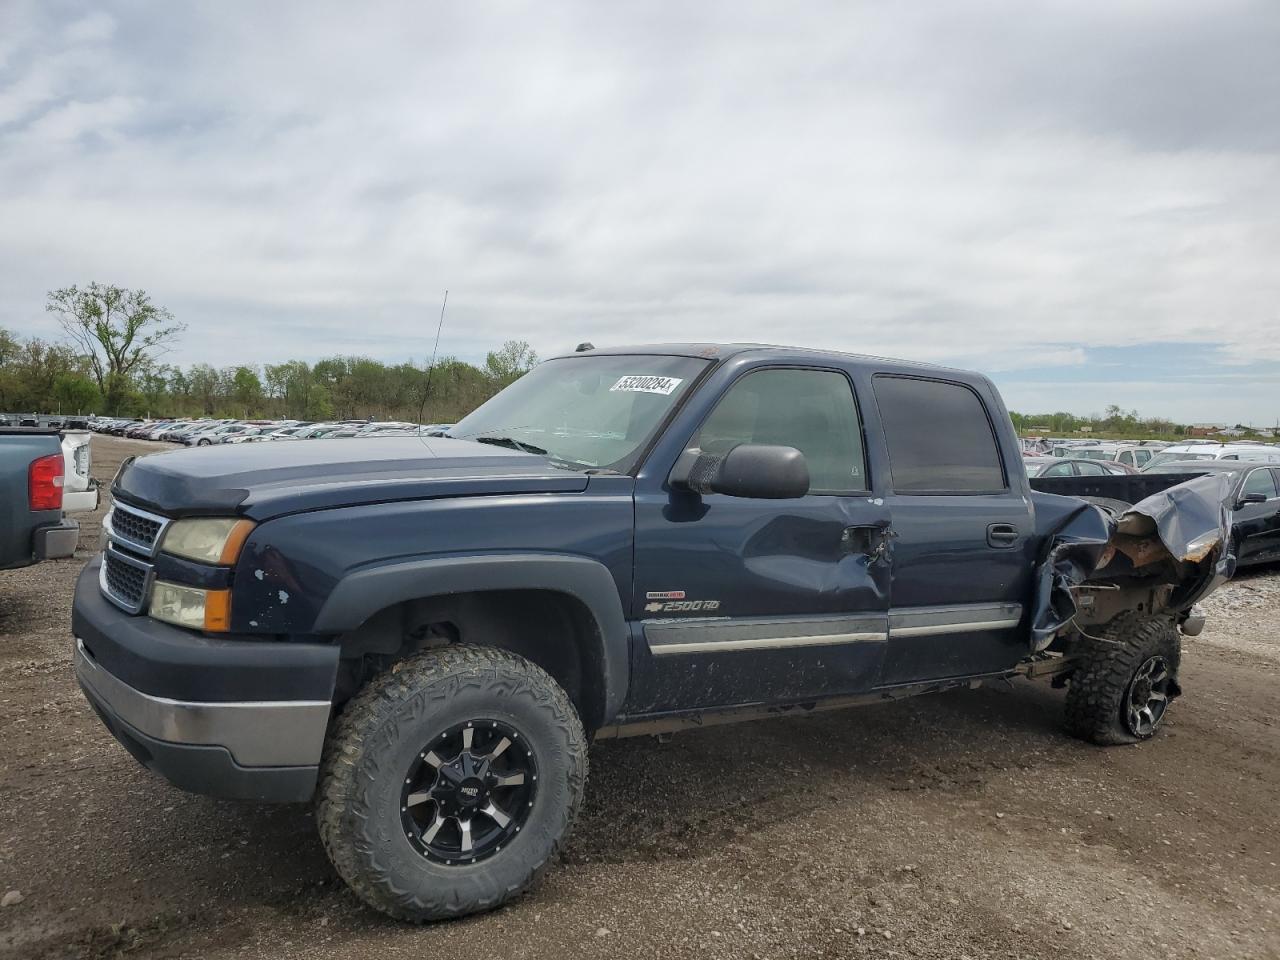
<box><xmin>1147</xmin><ymin>461</ymin><xmax>1280</xmax><ymax>567</ymax></box>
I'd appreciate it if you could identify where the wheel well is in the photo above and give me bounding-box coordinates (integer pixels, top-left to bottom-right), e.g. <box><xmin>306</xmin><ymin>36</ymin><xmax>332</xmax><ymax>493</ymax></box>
<box><xmin>333</xmin><ymin>589</ymin><xmax>607</xmax><ymax>732</ymax></box>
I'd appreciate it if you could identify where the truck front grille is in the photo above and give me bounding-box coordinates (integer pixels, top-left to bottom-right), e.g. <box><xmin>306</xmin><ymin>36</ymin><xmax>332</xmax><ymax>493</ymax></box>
<box><xmin>100</xmin><ymin>546</ymin><xmax>153</xmax><ymax>614</ymax></box>
<box><xmin>100</xmin><ymin>501</ymin><xmax>168</xmax><ymax>614</ymax></box>
<box><xmin>106</xmin><ymin>502</ymin><xmax>168</xmax><ymax>555</ymax></box>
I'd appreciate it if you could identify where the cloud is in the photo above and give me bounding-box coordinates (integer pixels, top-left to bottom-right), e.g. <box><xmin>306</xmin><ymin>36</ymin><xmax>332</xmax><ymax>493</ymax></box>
<box><xmin>0</xmin><ymin>0</ymin><xmax>1277</xmax><ymax>424</ymax></box>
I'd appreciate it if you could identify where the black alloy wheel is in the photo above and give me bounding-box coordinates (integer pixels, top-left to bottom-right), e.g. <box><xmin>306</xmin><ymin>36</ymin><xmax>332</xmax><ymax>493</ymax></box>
<box><xmin>400</xmin><ymin>719</ymin><xmax>537</xmax><ymax>865</ymax></box>
<box><xmin>317</xmin><ymin>645</ymin><xmax>587</xmax><ymax>921</ymax></box>
<box><xmin>1124</xmin><ymin>655</ymin><xmax>1175</xmax><ymax>738</ymax></box>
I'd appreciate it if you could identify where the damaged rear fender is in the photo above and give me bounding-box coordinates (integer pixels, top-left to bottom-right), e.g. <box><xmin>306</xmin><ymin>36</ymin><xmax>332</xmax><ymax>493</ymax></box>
<box><xmin>1030</xmin><ymin>473</ymin><xmax>1236</xmax><ymax>651</ymax></box>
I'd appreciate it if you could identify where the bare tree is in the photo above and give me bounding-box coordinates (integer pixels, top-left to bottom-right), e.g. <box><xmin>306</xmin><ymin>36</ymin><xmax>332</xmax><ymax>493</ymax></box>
<box><xmin>46</xmin><ymin>283</ymin><xmax>186</xmax><ymax>413</ymax></box>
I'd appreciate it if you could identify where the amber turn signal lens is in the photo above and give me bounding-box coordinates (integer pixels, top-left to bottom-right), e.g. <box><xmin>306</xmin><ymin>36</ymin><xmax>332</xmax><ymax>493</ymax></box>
<box><xmin>218</xmin><ymin>519</ymin><xmax>256</xmax><ymax>565</ymax></box>
<box><xmin>149</xmin><ymin>582</ymin><xmax>233</xmax><ymax>632</ymax></box>
<box><xmin>203</xmin><ymin>588</ymin><xmax>232</xmax><ymax>632</ymax></box>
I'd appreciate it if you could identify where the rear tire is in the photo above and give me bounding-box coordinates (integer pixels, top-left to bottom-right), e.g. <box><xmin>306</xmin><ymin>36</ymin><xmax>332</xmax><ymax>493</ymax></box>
<box><xmin>317</xmin><ymin>645</ymin><xmax>587</xmax><ymax>921</ymax></box>
<box><xmin>1064</xmin><ymin>612</ymin><xmax>1181</xmax><ymax>745</ymax></box>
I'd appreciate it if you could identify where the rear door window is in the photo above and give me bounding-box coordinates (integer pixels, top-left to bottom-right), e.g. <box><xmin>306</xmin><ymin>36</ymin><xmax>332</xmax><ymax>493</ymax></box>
<box><xmin>872</xmin><ymin>376</ymin><xmax>1006</xmax><ymax>494</ymax></box>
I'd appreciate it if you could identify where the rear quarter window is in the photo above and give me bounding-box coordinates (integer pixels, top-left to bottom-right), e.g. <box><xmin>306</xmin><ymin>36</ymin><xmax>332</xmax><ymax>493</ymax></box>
<box><xmin>872</xmin><ymin>375</ymin><xmax>1006</xmax><ymax>494</ymax></box>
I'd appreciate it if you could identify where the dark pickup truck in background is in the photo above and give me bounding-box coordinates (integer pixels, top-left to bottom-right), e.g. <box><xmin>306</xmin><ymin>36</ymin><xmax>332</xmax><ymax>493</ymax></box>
<box><xmin>71</xmin><ymin>343</ymin><xmax>1232</xmax><ymax>922</ymax></box>
<box><xmin>1</xmin><ymin>428</ymin><xmax>79</xmax><ymax>570</ymax></box>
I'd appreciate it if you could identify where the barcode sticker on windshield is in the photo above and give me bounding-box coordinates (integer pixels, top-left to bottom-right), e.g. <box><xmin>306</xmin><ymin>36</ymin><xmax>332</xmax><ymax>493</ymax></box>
<box><xmin>610</xmin><ymin>375</ymin><xmax>683</xmax><ymax>395</ymax></box>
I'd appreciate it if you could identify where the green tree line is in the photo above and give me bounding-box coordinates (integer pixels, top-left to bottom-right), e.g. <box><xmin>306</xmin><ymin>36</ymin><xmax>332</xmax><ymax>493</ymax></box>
<box><xmin>1</xmin><ymin>327</ymin><xmax>537</xmax><ymax>422</ymax></box>
<box><xmin>2</xmin><ymin>283</ymin><xmax>538</xmax><ymax>422</ymax></box>
<box><xmin>1008</xmin><ymin>405</ymin><xmax>1191</xmax><ymax>439</ymax></box>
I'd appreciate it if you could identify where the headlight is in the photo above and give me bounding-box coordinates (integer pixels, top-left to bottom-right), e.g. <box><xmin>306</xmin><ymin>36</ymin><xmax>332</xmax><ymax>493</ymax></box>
<box><xmin>150</xmin><ymin>581</ymin><xmax>232</xmax><ymax>631</ymax></box>
<box><xmin>161</xmin><ymin>517</ymin><xmax>255</xmax><ymax>565</ymax></box>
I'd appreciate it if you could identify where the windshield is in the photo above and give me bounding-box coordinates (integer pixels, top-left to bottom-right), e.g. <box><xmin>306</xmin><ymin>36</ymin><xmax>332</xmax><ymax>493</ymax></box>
<box><xmin>1142</xmin><ymin>452</ymin><xmax>1214</xmax><ymax>470</ymax></box>
<box><xmin>449</xmin><ymin>354</ymin><xmax>710</xmax><ymax>471</ymax></box>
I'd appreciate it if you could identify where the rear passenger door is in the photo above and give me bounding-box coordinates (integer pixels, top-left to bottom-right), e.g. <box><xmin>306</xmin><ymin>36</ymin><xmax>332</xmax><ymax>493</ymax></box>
<box><xmin>871</xmin><ymin>375</ymin><xmax>1035</xmax><ymax>684</ymax></box>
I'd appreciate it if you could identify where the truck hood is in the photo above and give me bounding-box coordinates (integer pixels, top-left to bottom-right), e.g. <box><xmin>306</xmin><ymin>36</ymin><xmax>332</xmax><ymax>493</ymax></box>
<box><xmin>113</xmin><ymin>437</ymin><xmax>590</xmax><ymax>519</ymax></box>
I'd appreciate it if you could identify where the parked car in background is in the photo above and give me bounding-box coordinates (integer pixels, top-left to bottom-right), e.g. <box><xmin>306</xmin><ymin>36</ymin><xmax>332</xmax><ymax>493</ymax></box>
<box><xmin>1049</xmin><ymin>440</ymin><xmax>1100</xmax><ymax>457</ymax></box>
<box><xmin>1142</xmin><ymin>443</ymin><xmax>1280</xmax><ymax>471</ymax></box>
<box><xmin>191</xmin><ymin>424</ymin><xmax>258</xmax><ymax>445</ymax></box>
<box><xmin>164</xmin><ymin>421</ymin><xmax>219</xmax><ymax>442</ymax></box>
<box><xmin>1063</xmin><ymin>443</ymin><xmax>1155</xmax><ymax>469</ymax></box>
<box><xmin>298</xmin><ymin>423</ymin><xmax>349</xmax><ymax>438</ymax></box>
<box><xmin>1028</xmin><ymin>457</ymin><xmax>1138</xmax><ymax>478</ymax></box>
<box><xmin>1145</xmin><ymin>460</ymin><xmax>1280</xmax><ymax>567</ymax></box>
<box><xmin>355</xmin><ymin>421</ymin><xmax>419</xmax><ymax>436</ymax></box>
<box><xmin>262</xmin><ymin>424</ymin><xmax>313</xmax><ymax>439</ymax></box>
<box><xmin>181</xmin><ymin>423</ymin><xmax>240</xmax><ymax>445</ymax></box>
<box><xmin>222</xmin><ymin>428</ymin><xmax>272</xmax><ymax>444</ymax></box>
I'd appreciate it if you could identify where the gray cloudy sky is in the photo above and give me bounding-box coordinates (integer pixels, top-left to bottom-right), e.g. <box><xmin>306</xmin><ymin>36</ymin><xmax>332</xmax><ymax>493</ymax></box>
<box><xmin>2</xmin><ymin>1</ymin><xmax>1278</xmax><ymax>423</ymax></box>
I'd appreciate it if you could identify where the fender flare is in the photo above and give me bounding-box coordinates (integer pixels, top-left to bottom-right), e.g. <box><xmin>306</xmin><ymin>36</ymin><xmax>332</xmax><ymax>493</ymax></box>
<box><xmin>312</xmin><ymin>552</ymin><xmax>630</xmax><ymax>725</ymax></box>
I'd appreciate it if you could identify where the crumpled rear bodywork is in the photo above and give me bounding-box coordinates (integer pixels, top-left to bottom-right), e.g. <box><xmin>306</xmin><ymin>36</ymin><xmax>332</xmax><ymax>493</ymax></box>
<box><xmin>1030</xmin><ymin>473</ymin><xmax>1236</xmax><ymax>651</ymax></box>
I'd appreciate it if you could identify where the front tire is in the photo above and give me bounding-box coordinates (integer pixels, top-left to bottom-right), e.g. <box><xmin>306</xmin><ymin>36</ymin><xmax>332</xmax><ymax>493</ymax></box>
<box><xmin>1064</xmin><ymin>612</ymin><xmax>1182</xmax><ymax>745</ymax></box>
<box><xmin>317</xmin><ymin>645</ymin><xmax>587</xmax><ymax>921</ymax></box>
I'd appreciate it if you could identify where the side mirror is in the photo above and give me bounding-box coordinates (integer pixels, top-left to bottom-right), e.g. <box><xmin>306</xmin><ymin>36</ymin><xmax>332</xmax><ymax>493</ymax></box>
<box><xmin>670</xmin><ymin>443</ymin><xmax>810</xmax><ymax>499</ymax></box>
<box><xmin>1236</xmin><ymin>491</ymin><xmax>1268</xmax><ymax>508</ymax></box>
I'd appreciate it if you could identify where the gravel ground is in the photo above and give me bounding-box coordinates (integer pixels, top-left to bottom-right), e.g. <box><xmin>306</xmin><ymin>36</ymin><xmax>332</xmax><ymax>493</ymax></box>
<box><xmin>1</xmin><ymin>435</ymin><xmax>1278</xmax><ymax>960</ymax></box>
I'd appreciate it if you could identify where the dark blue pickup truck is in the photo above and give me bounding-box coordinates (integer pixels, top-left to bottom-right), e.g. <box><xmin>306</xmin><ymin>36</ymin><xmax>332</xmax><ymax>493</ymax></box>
<box><xmin>72</xmin><ymin>343</ymin><xmax>1232</xmax><ymax>921</ymax></box>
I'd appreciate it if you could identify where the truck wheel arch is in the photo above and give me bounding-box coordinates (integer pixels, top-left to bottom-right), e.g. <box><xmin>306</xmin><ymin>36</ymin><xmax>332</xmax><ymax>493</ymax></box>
<box><xmin>312</xmin><ymin>553</ymin><xmax>630</xmax><ymax>730</ymax></box>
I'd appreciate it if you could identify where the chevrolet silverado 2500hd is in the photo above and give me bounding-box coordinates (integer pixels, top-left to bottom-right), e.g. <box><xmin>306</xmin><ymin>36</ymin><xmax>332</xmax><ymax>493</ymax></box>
<box><xmin>72</xmin><ymin>343</ymin><xmax>1231</xmax><ymax>920</ymax></box>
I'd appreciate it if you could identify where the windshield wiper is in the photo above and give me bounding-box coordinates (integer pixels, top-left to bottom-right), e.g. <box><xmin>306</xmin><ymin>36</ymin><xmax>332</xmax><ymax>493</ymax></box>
<box><xmin>473</xmin><ymin>435</ymin><xmax>548</xmax><ymax>456</ymax></box>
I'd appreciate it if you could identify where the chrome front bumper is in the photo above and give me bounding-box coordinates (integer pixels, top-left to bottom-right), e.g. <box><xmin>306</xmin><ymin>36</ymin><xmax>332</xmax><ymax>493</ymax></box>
<box><xmin>73</xmin><ymin>637</ymin><xmax>330</xmax><ymax>768</ymax></box>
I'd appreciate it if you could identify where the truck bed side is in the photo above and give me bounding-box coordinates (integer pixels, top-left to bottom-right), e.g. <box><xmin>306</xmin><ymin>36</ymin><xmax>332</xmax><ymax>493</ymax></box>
<box><xmin>1029</xmin><ymin>471</ymin><xmax>1205</xmax><ymax>505</ymax></box>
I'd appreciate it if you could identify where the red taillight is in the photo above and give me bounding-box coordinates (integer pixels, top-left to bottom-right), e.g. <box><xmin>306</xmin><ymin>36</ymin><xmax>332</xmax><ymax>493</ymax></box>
<box><xmin>29</xmin><ymin>453</ymin><xmax>64</xmax><ymax>511</ymax></box>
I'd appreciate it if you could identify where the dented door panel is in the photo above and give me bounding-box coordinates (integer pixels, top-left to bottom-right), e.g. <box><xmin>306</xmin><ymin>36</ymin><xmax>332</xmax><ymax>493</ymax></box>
<box><xmin>625</xmin><ymin>490</ymin><xmax>892</xmax><ymax>714</ymax></box>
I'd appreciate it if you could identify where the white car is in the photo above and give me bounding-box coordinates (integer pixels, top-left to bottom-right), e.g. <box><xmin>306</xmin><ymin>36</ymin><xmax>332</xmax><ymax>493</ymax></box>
<box><xmin>1063</xmin><ymin>443</ymin><xmax>1158</xmax><ymax>469</ymax></box>
<box><xmin>1142</xmin><ymin>443</ymin><xmax>1280</xmax><ymax>471</ymax></box>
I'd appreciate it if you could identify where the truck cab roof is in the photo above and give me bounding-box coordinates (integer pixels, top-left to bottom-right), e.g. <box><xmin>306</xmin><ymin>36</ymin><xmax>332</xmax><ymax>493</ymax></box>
<box><xmin>554</xmin><ymin>342</ymin><xmax>984</xmax><ymax>379</ymax></box>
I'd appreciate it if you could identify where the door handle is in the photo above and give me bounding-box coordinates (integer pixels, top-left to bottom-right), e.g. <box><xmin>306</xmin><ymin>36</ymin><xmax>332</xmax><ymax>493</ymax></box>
<box><xmin>987</xmin><ymin>523</ymin><xmax>1019</xmax><ymax>547</ymax></box>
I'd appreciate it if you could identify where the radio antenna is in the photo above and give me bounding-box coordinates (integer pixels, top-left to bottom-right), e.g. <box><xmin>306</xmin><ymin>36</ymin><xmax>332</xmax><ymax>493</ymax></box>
<box><xmin>417</xmin><ymin>290</ymin><xmax>448</xmax><ymax>444</ymax></box>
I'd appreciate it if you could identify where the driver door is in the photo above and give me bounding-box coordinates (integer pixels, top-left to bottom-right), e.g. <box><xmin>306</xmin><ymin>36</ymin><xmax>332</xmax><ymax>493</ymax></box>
<box><xmin>624</xmin><ymin>365</ymin><xmax>891</xmax><ymax>715</ymax></box>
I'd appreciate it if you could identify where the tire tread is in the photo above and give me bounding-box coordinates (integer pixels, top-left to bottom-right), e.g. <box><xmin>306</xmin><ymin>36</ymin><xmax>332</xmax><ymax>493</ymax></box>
<box><xmin>1063</xmin><ymin>611</ymin><xmax>1180</xmax><ymax>746</ymax></box>
<box><xmin>316</xmin><ymin>644</ymin><xmax>586</xmax><ymax>921</ymax></box>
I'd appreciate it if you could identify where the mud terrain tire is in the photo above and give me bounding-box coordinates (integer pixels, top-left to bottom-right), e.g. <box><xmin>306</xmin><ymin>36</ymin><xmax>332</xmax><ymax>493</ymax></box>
<box><xmin>317</xmin><ymin>645</ymin><xmax>587</xmax><ymax>921</ymax></box>
<box><xmin>1064</xmin><ymin>612</ymin><xmax>1181</xmax><ymax>745</ymax></box>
